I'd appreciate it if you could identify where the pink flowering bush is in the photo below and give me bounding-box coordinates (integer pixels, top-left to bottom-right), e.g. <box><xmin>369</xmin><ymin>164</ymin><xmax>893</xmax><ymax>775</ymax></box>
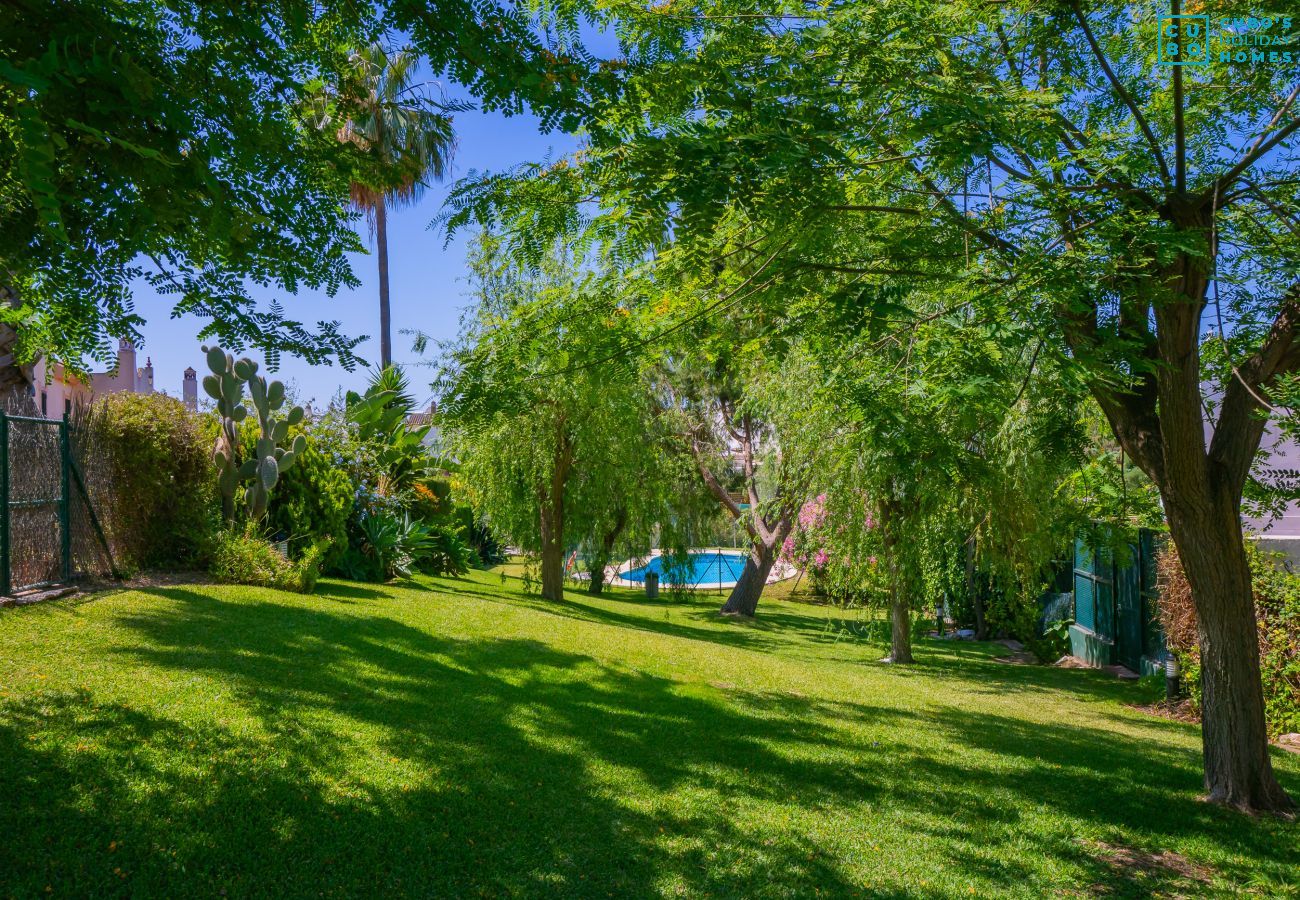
<box><xmin>781</xmin><ymin>494</ymin><xmax>886</xmax><ymax>601</ymax></box>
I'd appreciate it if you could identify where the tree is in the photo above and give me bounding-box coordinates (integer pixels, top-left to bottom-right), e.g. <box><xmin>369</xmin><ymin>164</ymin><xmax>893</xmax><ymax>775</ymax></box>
<box><xmin>780</xmin><ymin>279</ymin><xmax>1082</xmax><ymax>662</ymax></box>
<box><xmin>0</xmin><ymin>0</ymin><xmax>604</xmax><ymax>381</ymax></box>
<box><xmin>653</xmin><ymin>330</ymin><xmax>825</xmax><ymax>617</ymax></box>
<box><xmin>334</xmin><ymin>44</ymin><xmax>456</xmax><ymax>368</ymax></box>
<box><xmin>447</xmin><ymin>0</ymin><xmax>1299</xmax><ymax>813</ymax></box>
<box><xmin>0</xmin><ymin>0</ymin><xmax>378</xmax><ymax>376</ymax></box>
<box><xmin>437</xmin><ymin>237</ymin><xmax>666</xmax><ymax>601</ymax></box>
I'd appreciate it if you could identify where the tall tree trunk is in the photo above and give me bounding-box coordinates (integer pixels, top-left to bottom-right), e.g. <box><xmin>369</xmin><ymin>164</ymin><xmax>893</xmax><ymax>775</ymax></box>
<box><xmin>884</xmin><ymin>544</ymin><xmax>913</xmax><ymax>664</ymax></box>
<box><xmin>721</xmin><ymin>541</ymin><xmax>776</xmax><ymax>616</ymax></box>
<box><xmin>879</xmin><ymin>499</ymin><xmax>913</xmax><ymax>663</ymax></box>
<box><xmin>1165</xmin><ymin>494</ymin><xmax>1293</xmax><ymax>812</ymax></box>
<box><xmin>1065</xmin><ymin>231</ymin><xmax>1297</xmax><ymax>810</ymax></box>
<box><xmin>539</xmin><ymin>502</ymin><xmax>565</xmax><ymax>602</ymax></box>
<box><xmin>965</xmin><ymin>535</ymin><xmax>988</xmax><ymax>640</ymax></box>
<box><xmin>587</xmin><ymin>508</ymin><xmax>627</xmax><ymax>596</ymax></box>
<box><xmin>537</xmin><ymin>424</ymin><xmax>573</xmax><ymax>603</ymax></box>
<box><xmin>588</xmin><ymin>562</ymin><xmax>607</xmax><ymax>596</ymax></box>
<box><xmin>1147</xmin><ymin>257</ymin><xmax>1291</xmax><ymax>812</ymax></box>
<box><xmin>375</xmin><ymin>196</ymin><xmax>393</xmax><ymax>368</ymax></box>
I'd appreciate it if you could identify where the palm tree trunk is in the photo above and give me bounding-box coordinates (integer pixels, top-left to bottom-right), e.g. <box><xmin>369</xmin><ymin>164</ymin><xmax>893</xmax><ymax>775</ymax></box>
<box><xmin>375</xmin><ymin>196</ymin><xmax>393</xmax><ymax>368</ymax></box>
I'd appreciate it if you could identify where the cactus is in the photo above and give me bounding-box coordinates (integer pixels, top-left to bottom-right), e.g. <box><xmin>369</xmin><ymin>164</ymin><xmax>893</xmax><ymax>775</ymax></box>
<box><xmin>202</xmin><ymin>345</ymin><xmax>305</xmax><ymax>525</ymax></box>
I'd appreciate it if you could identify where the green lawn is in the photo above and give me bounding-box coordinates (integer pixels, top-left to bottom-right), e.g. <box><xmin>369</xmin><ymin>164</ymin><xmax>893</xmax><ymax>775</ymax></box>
<box><xmin>0</xmin><ymin>570</ymin><xmax>1295</xmax><ymax>898</ymax></box>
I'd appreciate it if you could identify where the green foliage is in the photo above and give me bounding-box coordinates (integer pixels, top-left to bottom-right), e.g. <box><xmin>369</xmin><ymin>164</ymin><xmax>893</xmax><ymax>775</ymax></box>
<box><xmin>1036</xmin><ymin>619</ymin><xmax>1074</xmax><ymax>666</ymax></box>
<box><xmin>1160</xmin><ymin>542</ymin><xmax>1300</xmax><ymax>737</ymax></box>
<box><xmin>75</xmin><ymin>392</ymin><xmax>214</xmax><ymax>571</ymax></box>
<box><xmin>1256</xmin><ymin>562</ymin><xmax>1300</xmax><ymax>738</ymax></box>
<box><xmin>338</xmin><ymin>512</ymin><xmax>399</xmax><ymax>583</ymax></box>
<box><xmin>775</xmin><ymin>279</ymin><xmax>1089</xmax><ymax>652</ymax></box>
<box><xmin>345</xmin><ymin>365</ymin><xmax>435</xmax><ymax>502</ymax></box>
<box><xmin>0</xmin><ymin>0</ymin><xmax>607</xmax><ymax>371</ymax></box>
<box><xmin>0</xmin><ymin>0</ymin><xmax>375</xmax><ymax>370</ymax></box>
<box><xmin>407</xmin><ymin>520</ymin><xmax>475</xmax><ymax>577</ymax></box>
<box><xmin>238</xmin><ymin>422</ymin><xmax>352</xmax><ymax>568</ymax></box>
<box><xmin>435</xmin><ymin>235</ymin><xmax>674</xmax><ymax>577</ymax></box>
<box><xmin>337</xmin><ymin>508</ymin><xmax>472</xmax><ymax>582</ymax></box>
<box><xmin>209</xmin><ymin>528</ymin><xmax>327</xmax><ymax>594</ymax></box>
<box><xmin>448</xmin><ymin>501</ymin><xmax>505</xmax><ymax>567</ymax></box>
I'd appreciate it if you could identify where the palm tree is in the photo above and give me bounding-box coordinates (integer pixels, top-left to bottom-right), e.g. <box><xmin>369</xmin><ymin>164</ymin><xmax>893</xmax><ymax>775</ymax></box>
<box><xmin>337</xmin><ymin>44</ymin><xmax>455</xmax><ymax>368</ymax></box>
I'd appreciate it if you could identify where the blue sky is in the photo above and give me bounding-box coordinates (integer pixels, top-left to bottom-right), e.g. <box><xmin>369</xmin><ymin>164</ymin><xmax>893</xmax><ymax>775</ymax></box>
<box><xmin>128</xmin><ymin>93</ymin><xmax>582</xmax><ymax>412</ymax></box>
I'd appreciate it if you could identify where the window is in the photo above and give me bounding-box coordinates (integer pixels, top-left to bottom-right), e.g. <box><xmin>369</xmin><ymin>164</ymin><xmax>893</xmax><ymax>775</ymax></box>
<box><xmin>41</xmin><ymin>391</ymin><xmax>47</xmax><ymax>415</ymax></box>
<box><xmin>64</xmin><ymin>398</ymin><xmax>72</xmax><ymax>416</ymax></box>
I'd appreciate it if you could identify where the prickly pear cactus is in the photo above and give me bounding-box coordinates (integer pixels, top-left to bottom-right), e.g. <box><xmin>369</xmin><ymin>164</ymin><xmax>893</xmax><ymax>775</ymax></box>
<box><xmin>242</xmin><ymin>364</ymin><xmax>306</xmax><ymax>521</ymax></box>
<box><xmin>202</xmin><ymin>345</ymin><xmax>305</xmax><ymax>524</ymax></box>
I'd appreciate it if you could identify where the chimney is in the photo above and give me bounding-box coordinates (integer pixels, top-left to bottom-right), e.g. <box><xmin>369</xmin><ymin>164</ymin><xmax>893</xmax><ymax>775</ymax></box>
<box><xmin>116</xmin><ymin>338</ymin><xmax>136</xmax><ymax>391</ymax></box>
<box><xmin>182</xmin><ymin>367</ymin><xmax>198</xmax><ymax>411</ymax></box>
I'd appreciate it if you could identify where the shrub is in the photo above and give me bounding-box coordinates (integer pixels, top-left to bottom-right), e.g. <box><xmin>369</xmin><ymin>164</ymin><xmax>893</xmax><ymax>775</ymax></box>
<box><xmin>337</xmin><ymin>510</ymin><xmax>403</xmax><ymax>583</ymax></box>
<box><xmin>336</xmin><ymin>511</ymin><xmax>475</xmax><ymax>582</ymax></box>
<box><xmin>238</xmin><ymin>420</ymin><xmax>352</xmax><ymax>564</ymax></box>
<box><xmin>410</xmin><ymin>521</ymin><xmax>474</xmax><ymax>576</ymax></box>
<box><xmin>210</xmin><ymin>528</ymin><xmax>327</xmax><ymax>594</ymax></box>
<box><xmin>1157</xmin><ymin>542</ymin><xmax>1300</xmax><ymax>737</ymax></box>
<box><xmin>410</xmin><ymin>479</ymin><xmax>454</xmax><ymax>523</ymax></box>
<box><xmin>448</xmin><ymin>502</ymin><xmax>504</xmax><ymax>567</ymax></box>
<box><xmin>74</xmin><ymin>393</ymin><xmax>215</xmax><ymax>571</ymax></box>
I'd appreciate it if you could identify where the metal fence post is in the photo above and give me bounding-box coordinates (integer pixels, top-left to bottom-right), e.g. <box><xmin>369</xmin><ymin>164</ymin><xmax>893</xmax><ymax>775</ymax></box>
<box><xmin>59</xmin><ymin>414</ymin><xmax>71</xmax><ymax>583</ymax></box>
<box><xmin>0</xmin><ymin>411</ymin><xmax>8</xmax><ymax>596</ymax></box>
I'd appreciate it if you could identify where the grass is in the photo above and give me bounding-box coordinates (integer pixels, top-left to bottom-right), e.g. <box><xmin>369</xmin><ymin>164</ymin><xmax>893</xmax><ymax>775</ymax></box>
<box><xmin>0</xmin><ymin>568</ymin><xmax>1296</xmax><ymax>898</ymax></box>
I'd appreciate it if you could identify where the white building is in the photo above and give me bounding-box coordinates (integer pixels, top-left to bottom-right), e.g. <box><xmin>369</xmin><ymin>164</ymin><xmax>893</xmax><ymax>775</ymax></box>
<box><xmin>31</xmin><ymin>339</ymin><xmax>155</xmax><ymax>419</ymax></box>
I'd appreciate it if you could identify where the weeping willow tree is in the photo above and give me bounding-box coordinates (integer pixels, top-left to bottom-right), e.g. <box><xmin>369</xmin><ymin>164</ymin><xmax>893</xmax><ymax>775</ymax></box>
<box><xmin>435</xmin><ymin>236</ymin><xmax>672</xmax><ymax>601</ymax></box>
<box><xmin>784</xmin><ymin>280</ymin><xmax>1091</xmax><ymax>664</ymax></box>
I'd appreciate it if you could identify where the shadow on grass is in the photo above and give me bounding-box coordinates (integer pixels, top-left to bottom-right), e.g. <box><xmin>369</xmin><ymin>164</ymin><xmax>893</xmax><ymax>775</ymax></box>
<box><xmin>420</xmin><ymin>576</ymin><xmax>1157</xmax><ymax>708</ymax></box>
<box><xmin>313</xmin><ymin>579</ymin><xmax>389</xmax><ymax>601</ymax></box>
<box><xmin>1</xmin><ymin>586</ymin><xmax>1295</xmax><ymax>897</ymax></box>
<box><xmin>419</xmin><ymin>576</ymin><xmax>901</xmax><ymax>662</ymax></box>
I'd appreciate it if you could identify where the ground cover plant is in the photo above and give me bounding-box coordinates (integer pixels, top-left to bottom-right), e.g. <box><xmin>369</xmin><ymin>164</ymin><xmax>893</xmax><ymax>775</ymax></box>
<box><xmin>1</xmin><ymin>572</ymin><xmax>1296</xmax><ymax>897</ymax></box>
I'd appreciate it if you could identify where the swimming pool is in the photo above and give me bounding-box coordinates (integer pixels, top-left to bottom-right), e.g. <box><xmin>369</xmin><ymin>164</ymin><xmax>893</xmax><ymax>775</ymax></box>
<box><xmin>617</xmin><ymin>551</ymin><xmax>749</xmax><ymax>588</ymax></box>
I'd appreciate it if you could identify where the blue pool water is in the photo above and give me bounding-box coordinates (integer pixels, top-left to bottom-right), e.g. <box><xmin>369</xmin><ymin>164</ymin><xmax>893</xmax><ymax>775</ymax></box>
<box><xmin>618</xmin><ymin>551</ymin><xmax>749</xmax><ymax>587</ymax></box>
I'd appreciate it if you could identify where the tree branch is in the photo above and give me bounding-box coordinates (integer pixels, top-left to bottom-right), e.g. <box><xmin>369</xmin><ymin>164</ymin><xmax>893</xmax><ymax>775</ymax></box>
<box><xmin>1247</xmin><ymin>83</ymin><xmax>1300</xmax><ymax>157</ymax></box>
<box><xmin>884</xmin><ymin>143</ymin><xmax>1022</xmax><ymax>258</ymax></box>
<box><xmin>819</xmin><ymin>205</ymin><xmax>924</xmax><ymax>216</ymax></box>
<box><xmin>1069</xmin><ymin>0</ymin><xmax>1172</xmax><ymax>186</ymax></box>
<box><xmin>1057</xmin><ymin>293</ymin><xmax>1166</xmax><ymax>482</ymax></box>
<box><xmin>691</xmin><ymin>436</ymin><xmax>753</xmax><ymax>528</ymax></box>
<box><xmin>1209</xmin><ymin>281</ymin><xmax>1300</xmax><ymax>491</ymax></box>
<box><xmin>1206</xmin><ymin>116</ymin><xmax>1300</xmax><ymax>203</ymax></box>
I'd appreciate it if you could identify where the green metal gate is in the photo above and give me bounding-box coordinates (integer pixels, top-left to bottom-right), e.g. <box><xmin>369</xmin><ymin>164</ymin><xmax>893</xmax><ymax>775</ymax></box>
<box><xmin>0</xmin><ymin>410</ymin><xmax>115</xmax><ymax>597</ymax></box>
<box><xmin>1114</xmin><ymin>549</ymin><xmax>1143</xmax><ymax>672</ymax></box>
<box><xmin>0</xmin><ymin>412</ymin><xmax>70</xmax><ymax>594</ymax></box>
<box><xmin>1071</xmin><ymin>528</ymin><xmax>1165</xmax><ymax>672</ymax></box>
<box><xmin>1073</xmin><ymin>539</ymin><xmax>1113</xmax><ymax>637</ymax></box>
